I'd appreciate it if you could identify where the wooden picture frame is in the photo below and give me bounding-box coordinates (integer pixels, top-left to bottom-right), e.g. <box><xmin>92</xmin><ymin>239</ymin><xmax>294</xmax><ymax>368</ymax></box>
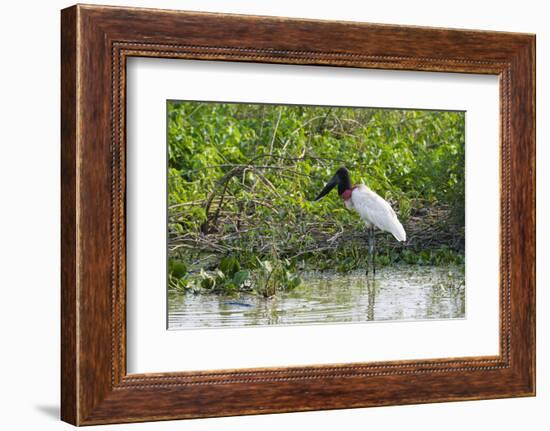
<box><xmin>61</xmin><ymin>4</ymin><xmax>535</xmax><ymax>425</ymax></box>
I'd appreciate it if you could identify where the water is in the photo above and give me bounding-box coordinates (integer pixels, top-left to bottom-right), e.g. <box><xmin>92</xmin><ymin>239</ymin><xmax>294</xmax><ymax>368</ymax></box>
<box><xmin>168</xmin><ymin>265</ymin><xmax>465</xmax><ymax>330</ymax></box>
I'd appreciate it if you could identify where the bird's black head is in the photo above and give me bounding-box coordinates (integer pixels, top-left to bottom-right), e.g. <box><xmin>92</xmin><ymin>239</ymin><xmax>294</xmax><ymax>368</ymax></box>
<box><xmin>314</xmin><ymin>167</ymin><xmax>352</xmax><ymax>201</ymax></box>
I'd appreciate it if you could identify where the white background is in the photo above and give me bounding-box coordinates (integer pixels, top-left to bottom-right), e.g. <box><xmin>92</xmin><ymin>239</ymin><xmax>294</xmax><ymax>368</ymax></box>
<box><xmin>0</xmin><ymin>0</ymin><xmax>547</xmax><ymax>430</ymax></box>
<box><xmin>127</xmin><ymin>59</ymin><xmax>499</xmax><ymax>373</ymax></box>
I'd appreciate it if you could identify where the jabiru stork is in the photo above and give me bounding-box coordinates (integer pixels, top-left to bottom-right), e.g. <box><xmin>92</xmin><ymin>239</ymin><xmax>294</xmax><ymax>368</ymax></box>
<box><xmin>315</xmin><ymin>167</ymin><xmax>406</xmax><ymax>275</ymax></box>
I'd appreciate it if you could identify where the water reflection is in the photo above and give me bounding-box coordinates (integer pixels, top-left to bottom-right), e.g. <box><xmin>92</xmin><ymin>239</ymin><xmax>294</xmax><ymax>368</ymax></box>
<box><xmin>366</xmin><ymin>279</ymin><xmax>377</xmax><ymax>321</ymax></box>
<box><xmin>168</xmin><ymin>265</ymin><xmax>465</xmax><ymax>330</ymax></box>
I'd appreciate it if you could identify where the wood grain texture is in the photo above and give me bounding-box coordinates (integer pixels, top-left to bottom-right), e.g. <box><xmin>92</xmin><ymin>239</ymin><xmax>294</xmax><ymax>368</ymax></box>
<box><xmin>60</xmin><ymin>4</ymin><xmax>536</xmax><ymax>425</ymax></box>
<box><xmin>60</xmin><ymin>5</ymin><xmax>78</xmax><ymax>425</ymax></box>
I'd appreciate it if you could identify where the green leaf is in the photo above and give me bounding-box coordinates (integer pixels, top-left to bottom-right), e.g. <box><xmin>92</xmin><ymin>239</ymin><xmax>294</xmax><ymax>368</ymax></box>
<box><xmin>219</xmin><ymin>256</ymin><xmax>240</xmax><ymax>276</ymax></box>
<box><xmin>168</xmin><ymin>260</ymin><xmax>187</xmax><ymax>279</ymax></box>
<box><xmin>232</xmin><ymin>270</ymin><xmax>250</xmax><ymax>287</ymax></box>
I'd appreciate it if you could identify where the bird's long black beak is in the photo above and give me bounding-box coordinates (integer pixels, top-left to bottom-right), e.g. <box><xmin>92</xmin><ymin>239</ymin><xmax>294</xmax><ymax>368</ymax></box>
<box><xmin>314</xmin><ymin>176</ymin><xmax>338</xmax><ymax>201</ymax></box>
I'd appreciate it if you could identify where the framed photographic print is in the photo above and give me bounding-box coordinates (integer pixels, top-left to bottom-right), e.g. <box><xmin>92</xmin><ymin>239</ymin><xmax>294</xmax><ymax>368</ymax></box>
<box><xmin>61</xmin><ymin>4</ymin><xmax>535</xmax><ymax>425</ymax></box>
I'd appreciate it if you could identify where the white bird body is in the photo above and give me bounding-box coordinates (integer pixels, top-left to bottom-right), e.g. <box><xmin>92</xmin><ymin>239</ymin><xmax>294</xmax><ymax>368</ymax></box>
<box><xmin>345</xmin><ymin>184</ymin><xmax>406</xmax><ymax>242</ymax></box>
<box><xmin>314</xmin><ymin>167</ymin><xmax>406</xmax><ymax>243</ymax></box>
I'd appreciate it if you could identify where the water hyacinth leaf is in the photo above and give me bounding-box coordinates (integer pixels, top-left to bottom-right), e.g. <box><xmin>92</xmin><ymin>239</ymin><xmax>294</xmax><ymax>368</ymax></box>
<box><xmin>232</xmin><ymin>270</ymin><xmax>250</xmax><ymax>287</ymax></box>
<box><xmin>219</xmin><ymin>256</ymin><xmax>240</xmax><ymax>276</ymax></box>
<box><xmin>169</xmin><ymin>260</ymin><xmax>187</xmax><ymax>279</ymax></box>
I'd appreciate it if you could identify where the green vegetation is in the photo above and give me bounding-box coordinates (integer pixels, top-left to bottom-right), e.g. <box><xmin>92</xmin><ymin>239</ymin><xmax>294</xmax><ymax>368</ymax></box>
<box><xmin>167</xmin><ymin>101</ymin><xmax>465</xmax><ymax>295</ymax></box>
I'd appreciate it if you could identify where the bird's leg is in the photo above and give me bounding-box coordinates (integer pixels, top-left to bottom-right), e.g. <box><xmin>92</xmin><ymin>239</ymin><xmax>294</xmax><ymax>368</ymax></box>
<box><xmin>372</xmin><ymin>227</ymin><xmax>376</xmax><ymax>277</ymax></box>
<box><xmin>365</xmin><ymin>225</ymin><xmax>370</xmax><ymax>277</ymax></box>
<box><xmin>367</xmin><ymin>226</ymin><xmax>375</xmax><ymax>278</ymax></box>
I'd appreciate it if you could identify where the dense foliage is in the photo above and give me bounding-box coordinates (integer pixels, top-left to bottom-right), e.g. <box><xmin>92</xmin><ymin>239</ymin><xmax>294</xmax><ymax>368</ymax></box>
<box><xmin>167</xmin><ymin>101</ymin><xmax>465</xmax><ymax>295</ymax></box>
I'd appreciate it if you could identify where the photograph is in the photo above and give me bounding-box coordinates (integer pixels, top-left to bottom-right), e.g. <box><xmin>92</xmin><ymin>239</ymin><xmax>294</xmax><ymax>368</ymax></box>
<box><xmin>166</xmin><ymin>101</ymin><xmax>466</xmax><ymax>329</ymax></box>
